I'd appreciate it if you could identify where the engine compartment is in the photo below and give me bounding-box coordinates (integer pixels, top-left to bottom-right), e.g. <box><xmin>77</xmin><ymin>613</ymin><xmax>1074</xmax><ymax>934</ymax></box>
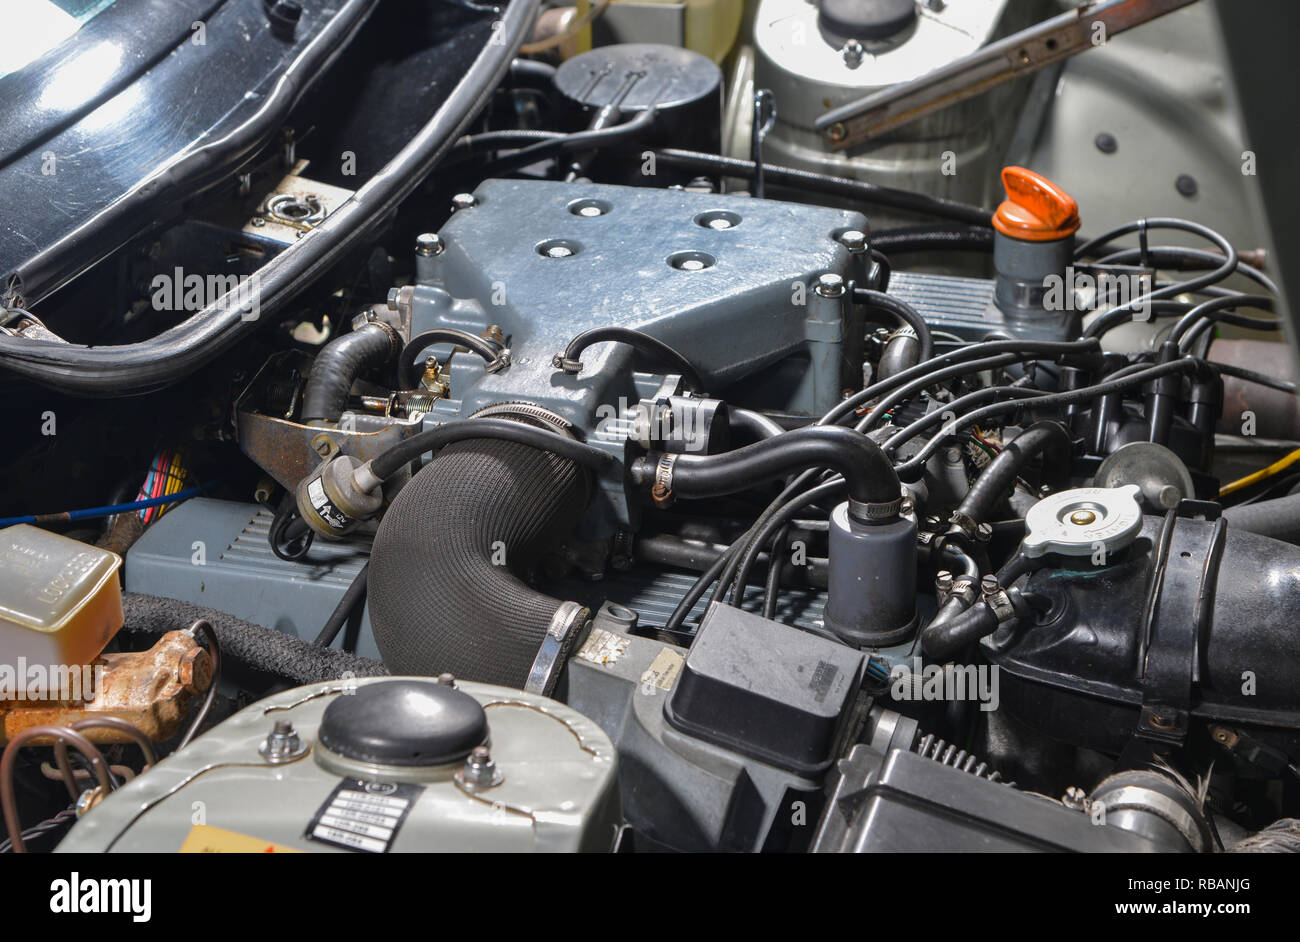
<box><xmin>0</xmin><ymin>0</ymin><xmax>1296</xmax><ymax>858</ymax></box>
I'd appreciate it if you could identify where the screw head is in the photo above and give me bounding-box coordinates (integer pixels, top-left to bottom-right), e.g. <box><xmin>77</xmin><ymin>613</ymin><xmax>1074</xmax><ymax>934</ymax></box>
<box><xmin>415</xmin><ymin>233</ymin><xmax>444</xmax><ymax>257</ymax></box>
<box><xmin>458</xmin><ymin>744</ymin><xmax>503</xmax><ymax>789</ymax></box>
<box><xmin>842</xmin><ymin>39</ymin><xmax>864</xmax><ymax>67</ymax></box>
<box><xmin>838</xmin><ymin>230</ymin><xmax>868</xmax><ymax>254</ymax></box>
<box><xmin>450</xmin><ymin>193</ymin><xmax>477</xmax><ymax>211</ymax></box>
<box><xmin>1069</xmin><ymin>509</ymin><xmax>1097</xmax><ymax>526</ymax></box>
<box><xmin>259</xmin><ymin>720</ymin><xmax>308</xmax><ymax>763</ymax></box>
<box><xmin>816</xmin><ymin>272</ymin><xmax>846</xmax><ymax>298</ymax></box>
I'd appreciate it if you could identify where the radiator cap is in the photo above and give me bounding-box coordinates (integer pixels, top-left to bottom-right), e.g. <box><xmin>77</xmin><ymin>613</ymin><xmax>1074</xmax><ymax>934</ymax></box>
<box><xmin>1022</xmin><ymin>485</ymin><xmax>1143</xmax><ymax>558</ymax></box>
<box><xmin>318</xmin><ymin>679</ymin><xmax>487</xmax><ymax>767</ymax></box>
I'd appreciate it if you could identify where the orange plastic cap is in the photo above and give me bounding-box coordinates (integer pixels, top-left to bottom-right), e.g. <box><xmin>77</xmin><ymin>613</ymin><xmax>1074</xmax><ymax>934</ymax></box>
<box><xmin>992</xmin><ymin>166</ymin><xmax>1080</xmax><ymax>242</ymax></box>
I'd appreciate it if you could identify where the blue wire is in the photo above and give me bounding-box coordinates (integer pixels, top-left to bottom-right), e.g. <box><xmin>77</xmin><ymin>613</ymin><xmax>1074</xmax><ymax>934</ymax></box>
<box><xmin>0</xmin><ymin>485</ymin><xmax>209</xmax><ymax>528</ymax></box>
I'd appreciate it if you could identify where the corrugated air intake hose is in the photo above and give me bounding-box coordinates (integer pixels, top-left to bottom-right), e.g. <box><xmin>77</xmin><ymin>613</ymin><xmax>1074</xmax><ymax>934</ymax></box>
<box><xmin>366</xmin><ymin>411</ymin><xmax>592</xmax><ymax>687</ymax></box>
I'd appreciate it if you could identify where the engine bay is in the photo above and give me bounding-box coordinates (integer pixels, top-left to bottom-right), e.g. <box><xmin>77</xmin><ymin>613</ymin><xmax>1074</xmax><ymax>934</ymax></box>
<box><xmin>0</xmin><ymin>0</ymin><xmax>1297</xmax><ymax>860</ymax></box>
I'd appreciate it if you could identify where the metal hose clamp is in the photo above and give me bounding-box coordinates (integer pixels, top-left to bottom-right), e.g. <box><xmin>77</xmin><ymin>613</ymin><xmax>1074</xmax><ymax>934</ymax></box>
<box><xmin>525</xmin><ymin>601</ymin><xmax>590</xmax><ymax>698</ymax></box>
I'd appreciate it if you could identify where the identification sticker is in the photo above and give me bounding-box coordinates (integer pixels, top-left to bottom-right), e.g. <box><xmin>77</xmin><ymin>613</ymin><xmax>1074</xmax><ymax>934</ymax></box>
<box><xmin>306</xmin><ymin>478</ymin><xmax>349</xmax><ymax>530</ymax></box>
<box><xmin>640</xmin><ymin>647</ymin><xmax>685</xmax><ymax>691</ymax></box>
<box><xmin>305</xmin><ymin>779</ymin><xmax>423</xmax><ymax>853</ymax></box>
<box><xmin>179</xmin><ymin>824</ymin><xmax>301</xmax><ymax>853</ymax></box>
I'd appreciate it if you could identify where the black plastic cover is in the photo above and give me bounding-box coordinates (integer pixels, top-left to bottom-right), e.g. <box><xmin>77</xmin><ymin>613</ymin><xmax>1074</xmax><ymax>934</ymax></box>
<box><xmin>318</xmin><ymin>679</ymin><xmax>487</xmax><ymax>767</ymax></box>
<box><xmin>664</xmin><ymin>603</ymin><xmax>864</xmax><ymax>776</ymax></box>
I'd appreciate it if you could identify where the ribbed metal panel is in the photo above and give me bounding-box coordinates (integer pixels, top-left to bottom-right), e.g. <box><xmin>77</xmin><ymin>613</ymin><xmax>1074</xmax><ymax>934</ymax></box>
<box><xmin>888</xmin><ymin>270</ymin><xmax>998</xmax><ymax>338</ymax></box>
<box><xmin>544</xmin><ymin>567</ymin><xmax>828</xmax><ymax>633</ymax></box>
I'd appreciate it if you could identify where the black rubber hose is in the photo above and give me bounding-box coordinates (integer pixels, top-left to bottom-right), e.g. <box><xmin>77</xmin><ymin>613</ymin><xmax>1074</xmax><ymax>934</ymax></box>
<box><xmin>367</xmin><ymin>416</ymin><xmax>615</xmax><ymax>482</ymax></box>
<box><xmin>367</xmin><ymin>437</ymin><xmax>590</xmax><ymax>684</ymax></box>
<box><xmin>669</xmin><ymin>427</ymin><xmax>899</xmax><ymax>511</ymax></box>
<box><xmin>646</xmin><ymin>149</ymin><xmax>993</xmax><ymax>227</ymax></box>
<box><xmin>301</xmin><ymin>323</ymin><xmax>399</xmax><ymax>423</ymax></box>
<box><xmin>121</xmin><ymin>594</ymin><xmax>386</xmax><ymax>685</ymax></box>
<box><xmin>508</xmin><ymin>56</ymin><xmax>556</xmax><ymax>87</ymax></box>
<box><xmin>728</xmin><ymin>407</ymin><xmax>785</xmax><ymax>441</ymax></box>
<box><xmin>955</xmin><ymin>421</ymin><xmax>1071</xmax><ymax>524</ymax></box>
<box><xmin>869</xmin><ymin>225</ymin><xmax>994</xmax><ymax>254</ymax></box>
<box><xmin>1223</xmin><ymin>494</ymin><xmax>1300</xmax><ymax>543</ymax></box>
<box><xmin>558</xmin><ymin>326</ymin><xmax>706</xmax><ymax>393</ymax></box>
<box><xmin>315</xmin><ymin>563</ymin><xmax>369</xmax><ymax>647</ymax></box>
<box><xmin>0</xmin><ymin>0</ymin><xmax>540</xmax><ymax>395</ymax></box>
<box><xmin>921</xmin><ymin>603</ymin><xmax>999</xmax><ymax>661</ymax></box>
<box><xmin>855</xmin><ymin>288</ymin><xmax>933</xmax><ymax>363</ymax></box>
<box><xmin>397</xmin><ymin>328</ymin><xmax>503</xmax><ymax>389</ymax></box>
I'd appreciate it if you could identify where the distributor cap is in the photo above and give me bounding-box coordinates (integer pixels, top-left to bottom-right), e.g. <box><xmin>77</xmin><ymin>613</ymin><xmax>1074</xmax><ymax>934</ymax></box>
<box><xmin>1021</xmin><ymin>485</ymin><xmax>1144</xmax><ymax>558</ymax></box>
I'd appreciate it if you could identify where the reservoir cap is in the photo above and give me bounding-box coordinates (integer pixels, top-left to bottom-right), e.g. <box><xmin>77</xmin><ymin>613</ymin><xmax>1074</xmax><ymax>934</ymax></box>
<box><xmin>319</xmin><ymin>679</ymin><xmax>487</xmax><ymax>767</ymax></box>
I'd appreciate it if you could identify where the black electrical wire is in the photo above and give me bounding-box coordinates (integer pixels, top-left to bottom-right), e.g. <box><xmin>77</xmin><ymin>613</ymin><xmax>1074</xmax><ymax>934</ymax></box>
<box><xmin>315</xmin><ymin>563</ymin><xmax>370</xmax><ymax>647</ymax></box>
<box><xmin>0</xmin><ymin>805</ymin><xmax>76</xmax><ymax>854</ymax></box>
<box><xmin>269</xmin><ymin>492</ymin><xmax>314</xmax><ymax>562</ymax></box>
<box><xmin>1079</xmin><ymin>298</ymin><xmax>1196</xmax><ymax>341</ymax></box>
<box><xmin>869</xmin><ymin>225</ymin><xmax>994</xmax><ymax>254</ymax></box>
<box><xmin>1090</xmin><ymin>244</ymin><xmax>1277</xmax><ymax>294</ymax></box>
<box><xmin>883</xmin><ymin>384</ymin><xmax>1045</xmax><ymax>455</ymax></box>
<box><xmin>645</xmin><ymin>149</ymin><xmax>994</xmax><ymax>226</ymax></box>
<box><xmin>728</xmin><ymin>479</ymin><xmax>845</xmax><ymax>608</ymax></box>
<box><xmin>1076</xmin><ymin>219</ymin><xmax>1239</xmax><ymax>338</ymax></box>
<box><xmin>893</xmin><ymin>357</ymin><xmax>1203</xmax><ymax>479</ymax></box>
<box><xmin>479</xmin><ymin>108</ymin><xmax>658</xmax><ymax>177</ymax></box>
<box><xmin>827</xmin><ymin>337</ymin><xmax>1100</xmax><ymax>429</ymax></box>
<box><xmin>368</xmin><ymin>416</ymin><xmax>615</xmax><ymax>482</ymax></box>
<box><xmin>557</xmin><ymin>326</ymin><xmax>707</xmax><ymax>392</ymax></box>
<box><xmin>0</xmin><ymin>0</ymin><xmax>543</xmax><ymax>396</ymax></box>
<box><xmin>761</xmin><ymin>523</ymin><xmax>791</xmax><ymax>620</ymax></box>
<box><xmin>1171</xmin><ymin>294</ymin><xmax>1277</xmax><ymax>350</ymax></box>
<box><xmin>664</xmin><ymin>541</ymin><xmax>735</xmax><ymax>633</ymax></box>
<box><xmin>855</xmin><ymin>288</ymin><xmax>934</xmax><ymax>363</ymax></box>
<box><xmin>855</xmin><ymin>352</ymin><xmax>1027</xmax><ymax>433</ymax></box>
<box><xmin>1212</xmin><ymin>360</ymin><xmax>1298</xmax><ymax>394</ymax></box>
<box><xmin>398</xmin><ymin>328</ymin><xmax>504</xmax><ymax>389</ymax></box>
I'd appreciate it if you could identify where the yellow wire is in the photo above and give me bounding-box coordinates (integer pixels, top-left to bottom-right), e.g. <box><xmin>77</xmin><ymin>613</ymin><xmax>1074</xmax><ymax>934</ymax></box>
<box><xmin>1218</xmin><ymin>447</ymin><xmax>1300</xmax><ymax>497</ymax></box>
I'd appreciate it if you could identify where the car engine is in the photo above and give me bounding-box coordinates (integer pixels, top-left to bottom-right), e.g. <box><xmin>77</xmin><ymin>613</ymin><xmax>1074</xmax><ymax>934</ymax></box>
<box><xmin>0</xmin><ymin>0</ymin><xmax>1296</xmax><ymax>859</ymax></box>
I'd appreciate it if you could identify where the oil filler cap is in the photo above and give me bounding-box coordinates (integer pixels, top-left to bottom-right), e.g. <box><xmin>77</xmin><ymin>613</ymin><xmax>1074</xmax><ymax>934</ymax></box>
<box><xmin>1021</xmin><ymin>485</ymin><xmax>1144</xmax><ymax>558</ymax></box>
<box><xmin>318</xmin><ymin>680</ymin><xmax>487</xmax><ymax>767</ymax></box>
<box><xmin>992</xmin><ymin>167</ymin><xmax>1080</xmax><ymax>243</ymax></box>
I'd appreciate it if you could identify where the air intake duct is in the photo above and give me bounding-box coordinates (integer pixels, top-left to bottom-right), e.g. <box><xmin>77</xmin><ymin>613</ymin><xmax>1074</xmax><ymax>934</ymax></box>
<box><xmin>366</xmin><ymin>409</ymin><xmax>592</xmax><ymax>691</ymax></box>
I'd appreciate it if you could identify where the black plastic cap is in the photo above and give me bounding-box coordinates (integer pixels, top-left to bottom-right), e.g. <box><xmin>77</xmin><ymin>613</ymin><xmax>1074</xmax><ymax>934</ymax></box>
<box><xmin>319</xmin><ymin>680</ymin><xmax>487</xmax><ymax>767</ymax></box>
<box><xmin>819</xmin><ymin>0</ymin><xmax>917</xmax><ymax>41</ymax></box>
<box><xmin>664</xmin><ymin>603</ymin><xmax>865</xmax><ymax>776</ymax></box>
